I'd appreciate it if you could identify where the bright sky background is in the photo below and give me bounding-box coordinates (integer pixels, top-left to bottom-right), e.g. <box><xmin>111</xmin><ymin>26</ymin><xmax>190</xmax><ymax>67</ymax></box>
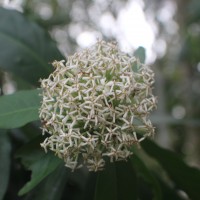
<box><xmin>77</xmin><ymin>0</ymin><xmax>156</xmax><ymax>63</ymax></box>
<box><xmin>1</xmin><ymin>0</ymin><xmax>177</xmax><ymax>64</ymax></box>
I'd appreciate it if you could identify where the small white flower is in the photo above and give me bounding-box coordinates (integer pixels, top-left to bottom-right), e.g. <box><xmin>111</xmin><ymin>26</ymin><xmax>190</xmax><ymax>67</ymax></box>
<box><xmin>39</xmin><ymin>40</ymin><xmax>157</xmax><ymax>171</ymax></box>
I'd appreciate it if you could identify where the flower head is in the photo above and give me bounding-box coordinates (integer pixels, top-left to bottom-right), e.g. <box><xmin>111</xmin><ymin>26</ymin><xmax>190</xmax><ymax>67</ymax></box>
<box><xmin>39</xmin><ymin>40</ymin><xmax>156</xmax><ymax>171</ymax></box>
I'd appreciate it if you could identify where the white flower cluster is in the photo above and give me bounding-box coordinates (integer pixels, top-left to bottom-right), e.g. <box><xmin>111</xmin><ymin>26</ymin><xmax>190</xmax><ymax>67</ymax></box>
<box><xmin>39</xmin><ymin>40</ymin><xmax>156</xmax><ymax>171</ymax></box>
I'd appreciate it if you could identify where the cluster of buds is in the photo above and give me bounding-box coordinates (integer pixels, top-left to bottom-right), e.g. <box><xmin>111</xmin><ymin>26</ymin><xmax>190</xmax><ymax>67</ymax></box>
<box><xmin>39</xmin><ymin>40</ymin><xmax>156</xmax><ymax>171</ymax></box>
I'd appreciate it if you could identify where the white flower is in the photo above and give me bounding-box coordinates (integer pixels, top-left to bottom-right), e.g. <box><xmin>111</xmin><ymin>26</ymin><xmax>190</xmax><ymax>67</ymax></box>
<box><xmin>39</xmin><ymin>40</ymin><xmax>157</xmax><ymax>171</ymax></box>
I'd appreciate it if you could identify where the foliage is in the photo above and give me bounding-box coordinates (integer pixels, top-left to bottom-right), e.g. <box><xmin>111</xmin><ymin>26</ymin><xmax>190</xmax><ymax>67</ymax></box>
<box><xmin>0</xmin><ymin>130</ymin><xmax>11</xmax><ymax>200</ymax></box>
<box><xmin>0</xmin><ymin>1</ymin><xmax>200</xmax><ymax>200</ymax></box>
<box><xmin>0</xmin><ymin>7</ymin><xmax>63</xmax><ymax>86</ymax></box>
<box><xmin>0</xmin><ymin>90</ymin><xmax>40</xmax><ymax>129</ymax></box>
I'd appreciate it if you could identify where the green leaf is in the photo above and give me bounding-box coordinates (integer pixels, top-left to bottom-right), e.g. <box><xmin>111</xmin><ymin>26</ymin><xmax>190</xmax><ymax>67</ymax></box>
<box><xmin>95</xmin><ymin>162</ymin><xmax>117</xmax><ymax>200</ymax></box>
<box><xmin>83</xmin><ymin>173</ymin><xmax>98</xmax><ymax>200</ymax></box>
<box><xmin>0</xmin><ymin>7</ymin><xmax>63</xmax><ymax>85</ymax></box>
<box><xmin>132</xmin><ymin>47</ymin><xmax>146</xmax><ymax>73</ymax></box>
<box><xmin>0</xmin><ymin>130</ymin><xmax>11</xmax><ymax>200</ymax></box>
<box><xmin>156</xmin><ymin>175</ymin><xmax>185</xmax><ymax>200</ymax></box>
<box><xmin>24</xmin><ymin>165</ymin><xmax>70</xmax><ymax>200</ymax></box>
<box><xmin>16</xmin><ymin>137</ymin><xmax>62</xmax><ymax>196</ymax></box>
<box><xmin>115</xmin><ymin>160</ymin><xmax>138</xmax><ymax>200</ymax></box>
<box><xmin>131</xmin><ymin>155</ymin><xmax>162</xmax><ymax>200</ymax></box>
<box><xmin>0</xmin><ymin>89</ymin><xmax>41</xmax><ymax>129</ymax></box>
<box><xmin>141</xmin><ymin>139</ymin><xmax>200</xmax><ymax>200</ymax></box>
<box><xmin>134</xmin><ymin>46</ymin><xmax>146</xmax><ymax>64</ymax></box>
<box><xmin>95</xmin><ymin>160</ymin><xmax>137</xmax><ymax>200</ymax></box>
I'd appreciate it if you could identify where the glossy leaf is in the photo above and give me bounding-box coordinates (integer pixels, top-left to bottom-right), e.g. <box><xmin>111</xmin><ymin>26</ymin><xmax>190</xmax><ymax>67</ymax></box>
<box><xmin>16</xmin><ymin>137</ymin><xmax>62</xmax><ymax>196</ymax></box>
<box><xmin>24</xmin><ymin>165</ymin><xmax>70</xmax><ymax>200</ymax></box>
<box><xmin>0</xmin><ymin>7</ymin><xmax>63</xmax><ymax>85</ymax></box>
<box><xmin>83</xmin><ymin>173</ymin><xmax>98</xmax><ymax>200</ymax></box>
<box><xmin>95</xmin><ymin>162</ymin><xmax>117</xmax><ymax>200</ymax></box>
<box><xmin>115</xmin><ymin>160</ymin><xmax>138</xmax><ymax>200</ymax></box>
<box><xmin>95</xmin><ymin>160</ymin><xmax>137</xmax><ymax>200</ymax></box>
<box><xmin>0</xmin><ymin>89</ymin><xmax>41</xmax><ymax>129</ymax></box>
<box><xmin>141</xmin><ymin>139</ymin><xmax>200</xmax><ymax>200</ymax></box>
<box><xmin>131</xmin><ymin>155</ymin><xmax>162</xmax><ymax>200</ymax></box>
<box><xmin>156</xmin><ymin>175</ymin><xmax>185</xmax><ymax>200</ymax></box>
<box><xmin>0</xmin><ymin>130</ymin><xmax>11</xmax><ymax>200</ymax></box>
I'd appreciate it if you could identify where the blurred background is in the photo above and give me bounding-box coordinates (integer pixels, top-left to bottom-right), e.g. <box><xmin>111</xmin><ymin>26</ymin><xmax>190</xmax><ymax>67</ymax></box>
<box><xmin>1</xmin><ymin>0</ymin><xmax>200</xmax><ymax>169</ymax></box>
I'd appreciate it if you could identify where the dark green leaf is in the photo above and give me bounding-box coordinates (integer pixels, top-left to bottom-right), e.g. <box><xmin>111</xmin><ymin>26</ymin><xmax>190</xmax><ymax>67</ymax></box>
<box><xmin>65</xmin><ymin>169</ymin><xmax>90</xmax><ymax>200</ymax></box>
<box><xmin>0</xmin><ymin>7</ymin><xmax>63</xmax><ymax>85</ymax></box>
<box><xmin>156</xmin><ymin>175</ymin><xmax>185</xmax><ymax>200</ymax></box>
<box><xmin>83</xmin><ymin>173</ymin><xmax>98</xmax><ymax>200</ymax></box>
<box><xmin>0</xmin><ymin>130</ymin><xmax>11</xmax><ymax>200</ymax></box>
<box><xmin>95</xmin><ymin>160</ymin><xmax>137</xmax><ymax>200</ymax></box>
<box><xmin>131</xmin><ymin>155</ymin><xmax>162</xmax><ymax>200</ymax></box>
<box><xmin>134</xmin><ymin>46</ymin><xmax>146</xmax><ymax>64</ymax></box>
<box><xmin>0</xmin><ymin>89</ymin><xmax>41</xmax><ymax>129</ymax></box>
<box><xmin>95</xmin><ymin>162</ymin><xmax>117</xmax><ymax>200</ymax></box>
<box><xmin>16</xmin><ymin>137</ymin><xmax>45</xmax><ymax>167</ymax></box>
<box><xmin>24</xmin><ymin>165</ymin><xmax>70</xmax><ymax>200</ymax></box>
<box><xmin>115</xmin><ymin>160</ymin><xmax>137</xmax><ymax>200</ymax></box>
<box><xmin>16</xmin><ymin>137</ymin><xmax>62</xmax><ymax>196</ymax></box>
<box><xmin>141</xmin><ymin>139</ymin><xmax>200</xmax><ymax>200</ymax></box>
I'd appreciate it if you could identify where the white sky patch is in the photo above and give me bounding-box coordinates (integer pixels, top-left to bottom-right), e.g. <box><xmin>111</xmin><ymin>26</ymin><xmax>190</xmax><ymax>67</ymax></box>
<box><xmin>157</xmin><ymin>0</ymin><xmax>178</xmax><ymax>35</ymax></box>
<box><xmin>78</xmin><ymin>0</ymin><xmax>156</xmax><ymax>63</ymax></box>
<box><xmin>77</xmin><ymin>31</ymin><xmax>101</xmax><ymax>48</ymax></box>
<box><xmin>100</xmin><ymin>12</ymin><xmax>118</xmax><ymax>37</ymax></box>
<box><xmin>1</xmin><ymin>0</ymin><xmax>23</xmax><ymax>11</ymax></box>
<box><xmin>116</xmin><ymin>1</ymin><xmax>155</xmax><ymax>63</ymax></box>
<box><xmin>157</xmin><ymin>0</ymin><xmax>176</xmax><ymax>23</ymax></box>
